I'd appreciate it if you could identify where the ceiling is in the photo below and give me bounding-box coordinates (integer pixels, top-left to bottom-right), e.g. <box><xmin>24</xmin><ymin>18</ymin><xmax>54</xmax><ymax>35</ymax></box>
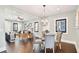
<box><xmin>13</xmin><ymin>5</ymin><xmax>78</xmax><ymax>17</ymax></box>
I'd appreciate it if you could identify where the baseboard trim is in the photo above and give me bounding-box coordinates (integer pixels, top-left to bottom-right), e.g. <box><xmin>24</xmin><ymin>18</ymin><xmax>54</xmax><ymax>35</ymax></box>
<box><xmin>61</xmin><ymin>40</ymin><xmax>75</xmax><ymax>44</ymax></box>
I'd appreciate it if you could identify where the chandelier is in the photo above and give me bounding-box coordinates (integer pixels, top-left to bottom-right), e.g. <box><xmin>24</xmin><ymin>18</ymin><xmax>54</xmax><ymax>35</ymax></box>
<box><xmin>42</xmin><ymin>5</ymin><xmax>48</xmax><ymax>26</ymax></box>
<box><xmin>43</xmin><ymin>5</ymin><xmax>46</xmax><ymax>18</ymax></box>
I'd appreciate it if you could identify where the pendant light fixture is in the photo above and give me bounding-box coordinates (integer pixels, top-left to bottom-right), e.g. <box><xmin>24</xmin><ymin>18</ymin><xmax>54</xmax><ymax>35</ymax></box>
<box><xmin>43</xmin><ymin>5</ymin><xmax>46</xmax><ymax>18</ymax></box>
<box><xmin>42</xmin><ymin>5</ymin><xmax>48</xmax><ymax>26</ymax></box>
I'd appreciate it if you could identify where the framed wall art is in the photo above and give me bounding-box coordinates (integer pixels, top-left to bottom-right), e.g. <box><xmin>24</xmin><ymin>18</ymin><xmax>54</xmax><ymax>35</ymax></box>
<box><xmin>56</xmin><ymin>19</ymin><xmax>66</xmax><ymax>33</ymax></box>
<box><xmin>34</xmin><ymin>22</ymin><xmax>39</xmax><ymax>32</ymax></box>
<box><xmin>13</xmin><ymin>23</ymin><xmax>18</xmax><ymax>32</ymax></box>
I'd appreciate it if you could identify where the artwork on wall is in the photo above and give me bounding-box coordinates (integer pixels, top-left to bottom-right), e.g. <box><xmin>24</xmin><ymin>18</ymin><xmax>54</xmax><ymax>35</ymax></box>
<box><xmin>34</xmin><ymin>22</ymin><xmax>39</xmax><ymax>32</ymax></box>
<box><xmin>56</xmin><ymin>19</ymin><xmax>66</xmax><ymax>33</ymax></box>
<box><xmin>24</xmin><ymin>23</ymin><xmax>32</xmax><ymax>31</ymax></box>
<box><xmin>13</xmin><ymin>23</ymin><xmax>18</xmax><ymax>32</ymax></box>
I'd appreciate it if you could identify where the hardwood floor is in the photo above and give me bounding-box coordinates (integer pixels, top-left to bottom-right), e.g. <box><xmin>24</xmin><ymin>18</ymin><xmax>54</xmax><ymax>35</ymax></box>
<box><xmin>6</xmin><ymin>39</ymin><xmax>77</xmax><ymax>53</ymax></box>
<box><xmin>54</xmin><ymin>42</ymin><xmax>77</xmax><ymax>53</ymax></box>
<box><xmin>6</xmin><ymin>39</ymin><xmax>33</xmax><ymax>53</ymax></box>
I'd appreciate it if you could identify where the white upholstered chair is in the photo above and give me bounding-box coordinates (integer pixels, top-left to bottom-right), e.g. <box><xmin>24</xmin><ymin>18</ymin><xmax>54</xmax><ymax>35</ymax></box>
<box><xmin>33</xmin><ymin>37</ymin><xmax>42</xmax><ymax>53</ymax></box>
<box><xmin>45</xmin><ymin>35</ymin><xmax>55</xmax><ymax>53</ymax></box>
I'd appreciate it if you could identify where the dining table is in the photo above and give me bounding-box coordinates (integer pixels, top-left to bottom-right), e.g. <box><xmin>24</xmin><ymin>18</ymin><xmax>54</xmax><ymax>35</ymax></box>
<box><xmin>16</xmin><ymin>33</ymin><xmax>33</xmax><ymax>41</ymax></box>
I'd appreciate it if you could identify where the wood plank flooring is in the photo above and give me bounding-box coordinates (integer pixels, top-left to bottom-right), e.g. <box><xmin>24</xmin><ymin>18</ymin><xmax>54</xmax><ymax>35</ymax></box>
<box><xmin>54</xmin><ymin>42</ymin><xmax>77</xmax><ymax>53</ymax></box>
<box><xmin>6</xmin><ymin>39</ymin><xmax>33</xmax><ymax>53</ymax></box>
<box><xmin>6</xmin><ymin>39</ymin><xmax>77</xmax><ymax>53</ymax></box>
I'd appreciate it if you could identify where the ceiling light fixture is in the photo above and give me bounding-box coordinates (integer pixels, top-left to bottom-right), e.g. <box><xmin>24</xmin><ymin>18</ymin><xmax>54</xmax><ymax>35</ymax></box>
<box><xmin>18</xmin><ymin>16</ymin><xmax>24</xmax><ymax>20</ymax></box>
<box><xmin>43</xmin><ymin>5</ymin><xmax>46</xmax><ymax>18</ymax></box>
<box><xmin>42</xmin><ymin>5</ymin><xmax>49</xmax><ymax>32</ymax></box>
<box><xmin>41</xmin><ymin>5</ymin><xmax>48</xmax><ymax>26</ymax></box>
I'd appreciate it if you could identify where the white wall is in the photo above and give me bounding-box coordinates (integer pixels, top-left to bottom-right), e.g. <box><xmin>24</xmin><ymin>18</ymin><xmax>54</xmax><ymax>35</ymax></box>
<box><xmin>4</xmin><ymin>5</ymin><xmax>41</xmax><ymax>41</ymax></box>
<box><xmin>0</xmin><ymin>6</ymin><xmax>39</xmax><ymax>52</ymax></box>
<box><xmin>0</xmin><ymin>6</ymin><xmax>6</xmax><ymax>52</ymax></box>
<box><xmin>23</xmin><ymin>18</ymin><xmax>42</xmax><ymax>37</ymax></box>
<box><xmin>0</xmin><ymin>18</ymin><xmax>6</xmax><ymax>52</ymax></box>
<box><xmin>0</xmin><ymin>5</ymin><xmax>79</xmax><ymax>52</ymax></box>
<box><xmin>5</xmin><ymin>20</ymin><xmax>23</xmax><ymax>33</ymax></box>
<box><xmin>45</xmin><ymin>10</ymin><xmax>79</xmax><ymax>52</ymax></box>
<box><xmin>5</xmin><ymin>21</ymin><xmax>12</xmax><ymax>33</ymax></box>
<box><xmin>3</xmin><ymin>5</ymin><xmax>39</xmax><ymax>33</ymax></box>
<box><xmin>47</xmin><ymin>11</ymin><xmax>76</xmax><ymax>40</ymax></box>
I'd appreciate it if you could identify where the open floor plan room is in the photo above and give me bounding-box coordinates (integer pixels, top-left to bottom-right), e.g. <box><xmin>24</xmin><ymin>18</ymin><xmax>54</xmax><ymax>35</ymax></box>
<box><xmin>0</xmin><ymin>5</ymin><xmax>79</xmax><ymax>53</ymax></box>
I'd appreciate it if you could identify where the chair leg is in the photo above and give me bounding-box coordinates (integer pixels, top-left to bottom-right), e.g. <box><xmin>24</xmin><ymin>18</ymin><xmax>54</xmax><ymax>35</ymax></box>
<box><xmin>53</xmin><ymin>48</ymin><xmax>54</xmax><ymax>53</ymax></box>
<box><xmin>56</xmin><ymin>42</ymin><xmax>62</xmax><ymax>50</ymax></box>
<box><xmin>45</xmin><ymin>48</ymin><xmax>46</xmax><ymax>53</ymax></box>
<box><xmin>59</xmin><ymin>43</ymin><xmax>61</xmax><ymax>50</ymax></box>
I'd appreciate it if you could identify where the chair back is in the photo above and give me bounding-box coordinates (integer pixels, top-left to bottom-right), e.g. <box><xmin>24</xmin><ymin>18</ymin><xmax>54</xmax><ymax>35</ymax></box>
<box><xmin>56</xmin><ymin>32</ymin><xmax>62</xmax><ymax>42</ymax></box>
<box><xmin>45</xmin><ymin>35</ymin><xmax>55</xmax><ymax>49</ymax></box>
<box><xmin>45</xmin><ymin>35</ymin><xmax>55</xmax><ymax>53</ymax></box>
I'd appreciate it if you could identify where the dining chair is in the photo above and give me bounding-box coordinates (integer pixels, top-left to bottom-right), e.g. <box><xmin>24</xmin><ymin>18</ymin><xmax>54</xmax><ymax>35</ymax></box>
<box><xmin>56</xmin><ymin>32</ymin><xmax>63</xmax><ymax>50</ymax></box>
<box><xmin>45</xmin><ymin>35</ymin><xmax>55</xmax><ymax>53</ymax></box>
